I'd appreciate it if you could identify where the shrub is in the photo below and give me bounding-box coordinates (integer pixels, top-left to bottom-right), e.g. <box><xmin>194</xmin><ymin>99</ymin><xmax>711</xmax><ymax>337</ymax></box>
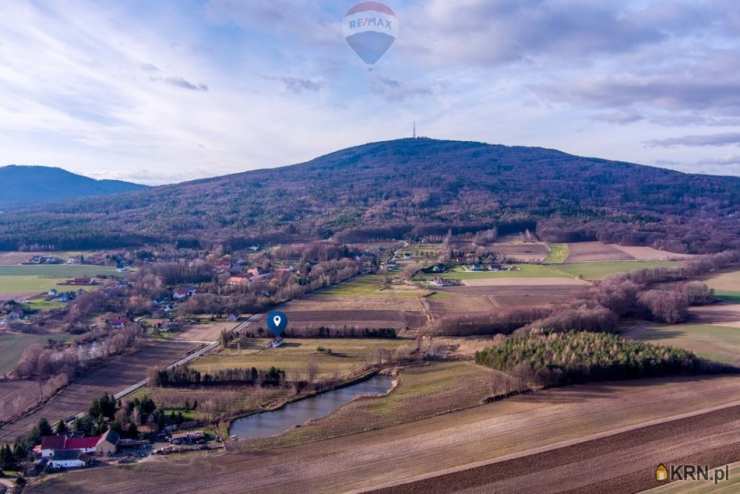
<box><xmin>429</xmin><ymin>307</ymin><xmax>552</xmax><ymax>336</ymax></box>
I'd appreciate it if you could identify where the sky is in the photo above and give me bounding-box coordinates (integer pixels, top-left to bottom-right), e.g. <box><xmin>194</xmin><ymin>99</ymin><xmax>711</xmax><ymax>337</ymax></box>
<box><xmin>2</xmin><ymin>0</ymin><xmax>740</xmax><ymax>184</ymax></box>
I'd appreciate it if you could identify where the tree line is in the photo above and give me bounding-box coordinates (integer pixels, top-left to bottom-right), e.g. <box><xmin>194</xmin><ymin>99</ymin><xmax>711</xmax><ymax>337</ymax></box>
<box><xmin>151</xmin><ymin>366</ymin><xmax>287</xmax><ymax>388</ymax></box>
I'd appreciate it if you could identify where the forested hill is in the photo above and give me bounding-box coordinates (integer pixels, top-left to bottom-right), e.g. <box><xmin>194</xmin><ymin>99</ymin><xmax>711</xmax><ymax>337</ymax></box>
<box><xmin>1</xmin><ymin>139</ymin><xmax>738</xmax><ymax>253</ymax></box>
<box><xmin>0</xmin><ymin>165</ymin><xmax>145</xmax><ymax>208</ymax></box>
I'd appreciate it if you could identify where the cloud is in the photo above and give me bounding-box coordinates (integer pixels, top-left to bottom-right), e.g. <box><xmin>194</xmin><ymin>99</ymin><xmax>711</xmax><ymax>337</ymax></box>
<box><xmin>266</xmin><ymin>76</ymin><xmax>323</xmax><ymax>94</ymax></box>
<box><xmin>402</xmin><ymin>0</ymin><xmax>669</xmax><ymax>66</ymax></box>
<box><xmin>592</xmin><ymin>112</ymin><xmax>644</xmax><ymax>125</ymax></box>
<box><xmin>370</xmin><ymin>77</ymin><xmax>433</xmax><ymax>102</ymax></box>
<box><xmin>163</xmin><ymin>77</ymin><xmax>209</xmax><ymax>92</ymax></box>
<box><xmin>544</xmin><ymin>77</ymin><xmax>740</xmax><ymax>113</ymax></box>
<box><xmin>646</xmin><ymin>133</ymin><xmax>740</xmax><ymax>148</ymax></box>
<box><xmin>699</xmin><ymin>156</ymin><xmax>740</xmax><ymax>166</ymax></box>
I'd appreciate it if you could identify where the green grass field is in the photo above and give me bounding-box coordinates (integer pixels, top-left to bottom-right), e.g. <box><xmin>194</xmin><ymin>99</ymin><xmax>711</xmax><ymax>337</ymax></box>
<box><xmin>629</xmin><ymin>324</ymin><xmax>740</xmax><ymax>366</ymax></box>
<box><xmin>716</xmin><ymin>291</ymin><xmax>740</xmax><ymax>303</ymax></box>
<box><xmin>191</xmin><ymin>338</ymin><xmax>408</xmax><ymax>379</ymax></box>
<box><xmin>315</xmin><ymin>275</ymin><xmax>422</xmax><ymax>299</ymax></box>
<box><xmin>558</xmin><ymin>260</ymin><xmax>680</xmax><ymax>280</ymax></box>
<box><xmin>23</xmin><ymin>299</ymin><xmax>66</xmax><ymax>311</ymax></box>
<box><xmin>364</xmin><ymin>362</ymin><xmax>491</xmax><ymax>416</ymax></box>
<box><xmin>414</xmin><ymin>260</ymin><xmax>682</xmax><ymax>282</ymax></box>
<box><xmin>0</xmin><ymin>332</ymin><xmax>70</xmax><ymax>374</ymax></box>
<box><xmin>705</xmin><ymin>270</ymin><xmax>740</xmax><ymax>302</ymax></box>
<box><xmin>0</xmin><ymin>265</ymin><xmax>118</xmax><ymax>297</ymax></box>
<box><xmin>417</xmin><ymin>264</ymin><xmax>571</xmax><ymax>281</ymax></box>
<box><xmin>544</xmin><ymin>244</ymin><xmax>569</xmax><ymax>264</ymax></box>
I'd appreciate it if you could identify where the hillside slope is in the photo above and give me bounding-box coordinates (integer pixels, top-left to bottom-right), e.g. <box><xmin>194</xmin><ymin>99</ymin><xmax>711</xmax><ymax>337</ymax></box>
<box><xmin>0</xmin><ymin>165</ymin><xmax>145</xmax><ymax>208</ymax></box>
<box><xmin>1</xmin><ymin>139</ymin><xmax>738</xmax><ymax>252</ymax></box>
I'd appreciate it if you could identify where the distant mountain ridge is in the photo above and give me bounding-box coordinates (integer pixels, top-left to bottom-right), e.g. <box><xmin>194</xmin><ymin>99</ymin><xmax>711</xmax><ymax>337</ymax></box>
<box><xmin>0</xmin><ymin>139</ymin><xmax>738</xmax><ymax>252</ymax></box>
<box><xmin>0</xmin><ymin>165</ymin><xmax>146</xmax><ymax>208</ymax></box>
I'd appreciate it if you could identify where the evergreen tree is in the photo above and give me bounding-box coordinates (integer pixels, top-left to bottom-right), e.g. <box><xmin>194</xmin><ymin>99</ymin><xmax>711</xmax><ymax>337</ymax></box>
<box><xmin>54</xmin><ymin>419</ymin><xmax>69</xmax><ymax>435</ymax></box>
<box><xmin>0</xmin><ymin>444</ymin><xmax>16</xmax><ymax>470</ymax></box>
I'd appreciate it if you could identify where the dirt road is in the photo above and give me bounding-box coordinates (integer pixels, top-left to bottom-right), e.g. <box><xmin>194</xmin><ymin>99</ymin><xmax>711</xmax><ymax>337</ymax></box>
<box><xmin>29</xmin><ymin>375</ymin><xmax>740</xmax><ymax>494</ymax></box>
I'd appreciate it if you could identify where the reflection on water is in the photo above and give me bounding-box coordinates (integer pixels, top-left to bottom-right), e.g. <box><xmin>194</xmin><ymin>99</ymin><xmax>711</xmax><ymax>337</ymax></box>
<box><xmin>229</xmin><ymin>375</ymin><xmax>393</xmax><ymax>440</ymax></box>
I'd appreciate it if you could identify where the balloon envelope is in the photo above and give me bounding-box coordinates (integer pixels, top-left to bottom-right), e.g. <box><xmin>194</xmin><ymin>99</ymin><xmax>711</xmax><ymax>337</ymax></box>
<box><xmin>343</xmin><ymin>2</ymin><xmax>398</xmax><ymax>65</ymax></box>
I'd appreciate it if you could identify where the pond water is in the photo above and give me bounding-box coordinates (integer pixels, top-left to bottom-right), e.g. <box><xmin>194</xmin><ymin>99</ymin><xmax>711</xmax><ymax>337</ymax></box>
<box><xmin>229</xmin><ymin>374</ymin><xmax>394</xmax><ymax>440</ymax></box>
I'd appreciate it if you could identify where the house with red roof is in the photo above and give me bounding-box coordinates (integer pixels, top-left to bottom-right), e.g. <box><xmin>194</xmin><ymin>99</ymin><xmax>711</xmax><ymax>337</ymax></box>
<box><xmin>40</xmin><ymin>435</ymin><xmax>101</xmax><ymax>458</ymax></box>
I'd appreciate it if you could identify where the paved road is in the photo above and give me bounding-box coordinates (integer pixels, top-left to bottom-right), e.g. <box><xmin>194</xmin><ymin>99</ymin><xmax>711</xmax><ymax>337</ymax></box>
<box><xmin>112</xmin><ymin>314</ymin><xmax>261</xmax><ymax>401</ymax></box>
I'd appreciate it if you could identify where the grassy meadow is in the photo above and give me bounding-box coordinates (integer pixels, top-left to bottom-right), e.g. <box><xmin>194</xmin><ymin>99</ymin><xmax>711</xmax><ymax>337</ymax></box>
<box><xmin>417</xmin><ymin>264</ymin><xmax>571</xmax><ymax>280</ymax></box>
<box><xmin>544</xmin><ymin>243</ymin><xmax>569</xmax><ymax>264</ymax></box>
<box><xmin>705</xmin><ymin>270</ymin><xmax>740</xmax><ymax>303</ymax></box>
<box><xmin>628</xmin><ymin>323</ymin><xmax>740</xmax><ymax>366</ymax></box>
<box><xmin>414</xmin><ymin>260</ymin><xmax>682</xmax><ymax>282</ymax></box>
<box><xmin>190</xmin><ymin>338</ymin><xmax>408</xmax><ymax>380</ymax></box>
<box><xmin>0</xmin><ymin>332</ymin><xmax>70</xmax><ymax>374</ymax></box>
<box><xmin>0</xmin><ymin>264</ymin><xmax>118</xmax><ymax>298</ymax></box>
<box><xmin>557</xmin><ymin>260</ymin><xmax>680</xmax><ymax>280</ymax></box>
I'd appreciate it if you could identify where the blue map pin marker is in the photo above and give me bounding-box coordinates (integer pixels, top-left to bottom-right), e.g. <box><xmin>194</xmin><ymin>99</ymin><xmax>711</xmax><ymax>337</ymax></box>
<box><xmin>266</xmin><ymin>310</ymin><xmax>288</xmax><ymax>337</ymax></box>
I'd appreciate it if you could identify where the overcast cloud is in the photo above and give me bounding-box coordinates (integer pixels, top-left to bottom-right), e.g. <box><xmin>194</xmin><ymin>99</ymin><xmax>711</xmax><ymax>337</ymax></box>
<box><xmin>1</xmin><ymin>0</ymin><xmax>740</xmax><ymax>183</ymax></box>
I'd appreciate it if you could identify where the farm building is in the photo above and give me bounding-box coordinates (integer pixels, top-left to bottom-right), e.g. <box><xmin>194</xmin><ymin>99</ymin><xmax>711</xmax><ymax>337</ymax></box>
<box><xmin>40</xmin><ymin>435</ymin><xmax>99</xmax><ymax>458</ymax></box>
<box><xmin>39</xmin><ymin>430</ymin><xmax>119</xmax><ymax>459</ymax></box>
<box><xmin>171</xmin><ymin>431</ymin><xmax>206</xmax><ymax>445</ymax></box>
<box><xmin>48</xmin><ymin>450</ymin><xmax>87</xmax><ymax>469</ymax></box>
<box><xmin>96</xmin><ymin>429</ymin><xmax>120</xmax><ymax>456</ymax></box>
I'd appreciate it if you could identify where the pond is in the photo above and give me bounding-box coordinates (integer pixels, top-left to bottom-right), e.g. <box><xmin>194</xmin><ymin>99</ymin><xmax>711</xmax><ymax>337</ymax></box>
<box><xmin>229</xmin><ymin>374</ymin><xmax>394</xmax><ymax>440</ymax></box>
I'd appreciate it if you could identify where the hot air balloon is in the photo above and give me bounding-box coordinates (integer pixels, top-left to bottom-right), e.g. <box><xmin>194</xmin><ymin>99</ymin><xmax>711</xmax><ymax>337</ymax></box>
<box><xmin>343</xmin><ymin>2</ymin><xmax>398</xmax><ymax>66</ymax></box>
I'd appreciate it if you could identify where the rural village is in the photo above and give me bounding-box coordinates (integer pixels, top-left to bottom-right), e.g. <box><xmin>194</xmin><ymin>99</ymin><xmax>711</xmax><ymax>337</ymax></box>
<box><xmin>0</xmin><ymin>228</ymin><xmax>739</xmax><ymax>493</ymax></box>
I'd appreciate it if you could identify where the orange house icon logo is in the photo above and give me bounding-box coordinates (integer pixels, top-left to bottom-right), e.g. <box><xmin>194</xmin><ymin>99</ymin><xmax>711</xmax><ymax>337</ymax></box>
<box><xmin>656</xmin><ymin>464</ymin><xmax>669</xmax><ymax>482</ymax></box>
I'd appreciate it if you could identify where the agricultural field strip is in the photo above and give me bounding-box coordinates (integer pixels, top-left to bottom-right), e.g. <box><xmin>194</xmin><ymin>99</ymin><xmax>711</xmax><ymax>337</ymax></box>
<box><xmin>30</xmin><ymin>376</ymin><xmax>740</xmax><ymax>494</ymax></box>
<box><xmin>112</xmin><ymin>341</ymin><xmax>218</xmax><ymax>402</ymax></box>
<box><xmin>357</xmin><ymin>397</ymin><xmax>740</xmax><ymax>493</ymax></box>
<box><xmin>0</xmin><ymin>318</ymin><xmax>247</xmax><ymax>437</ymax></box>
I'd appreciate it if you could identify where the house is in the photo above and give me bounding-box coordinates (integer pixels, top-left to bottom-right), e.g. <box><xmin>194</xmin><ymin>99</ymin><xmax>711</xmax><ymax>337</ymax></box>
<box><xmin>40</xmin><ymin>435</ymin><xmax>100</xmax><ymax>458</ymax></box>
<box><xmin>428</xmin><ymin>277</ymin><xmax>457</xmax><ymax>288</ymax></box>
<box><xmin>422</xmin><ymin>263</ymin><xmax>448</xmax><ymax>274</ymax></box>
<box><xmin>246</xmin><ymin>268</ymin><xmax>272</xmax><ymax>282</ymax></box>
<box><xmin>95</xmin><ymin>429</ymin><xmax>119</xmax><ymax>456</ymax></box>
<box><xmin>47</xmin><ymin>288</ymin><xmax>58</xmax><ymax>298</ymax></box>
<box><xmin>49</xmin><ymin>450</ymin><xmax>87</xmax><ymax>469</ymax></box>
<box><xmin>173</xmin><ymin>288</ymin><xmax>189</xmax><ymax>300</ymax></box>
<box><xmin>227</xmin><ymin>275</ymin><xmax>249</xmax><ymax>287</ymax></box>
<box><xmin>173</xmin><ymin>287</ymin><xmax>196</xmax><ymax>300</ymax></box>
<box><xmin>109</xmin><ymin>318</ymin><xmax>127</xmax><ymax>330</ymax></box>
<box><xmin>66</xmin><ymin>277</ymin><xmax>98</xmax><ymax>286</ymax></box>
<box><xmin>7</xmin><ymin>309</ymin><xmax>23</xmax><ymax>321</ymax></box>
